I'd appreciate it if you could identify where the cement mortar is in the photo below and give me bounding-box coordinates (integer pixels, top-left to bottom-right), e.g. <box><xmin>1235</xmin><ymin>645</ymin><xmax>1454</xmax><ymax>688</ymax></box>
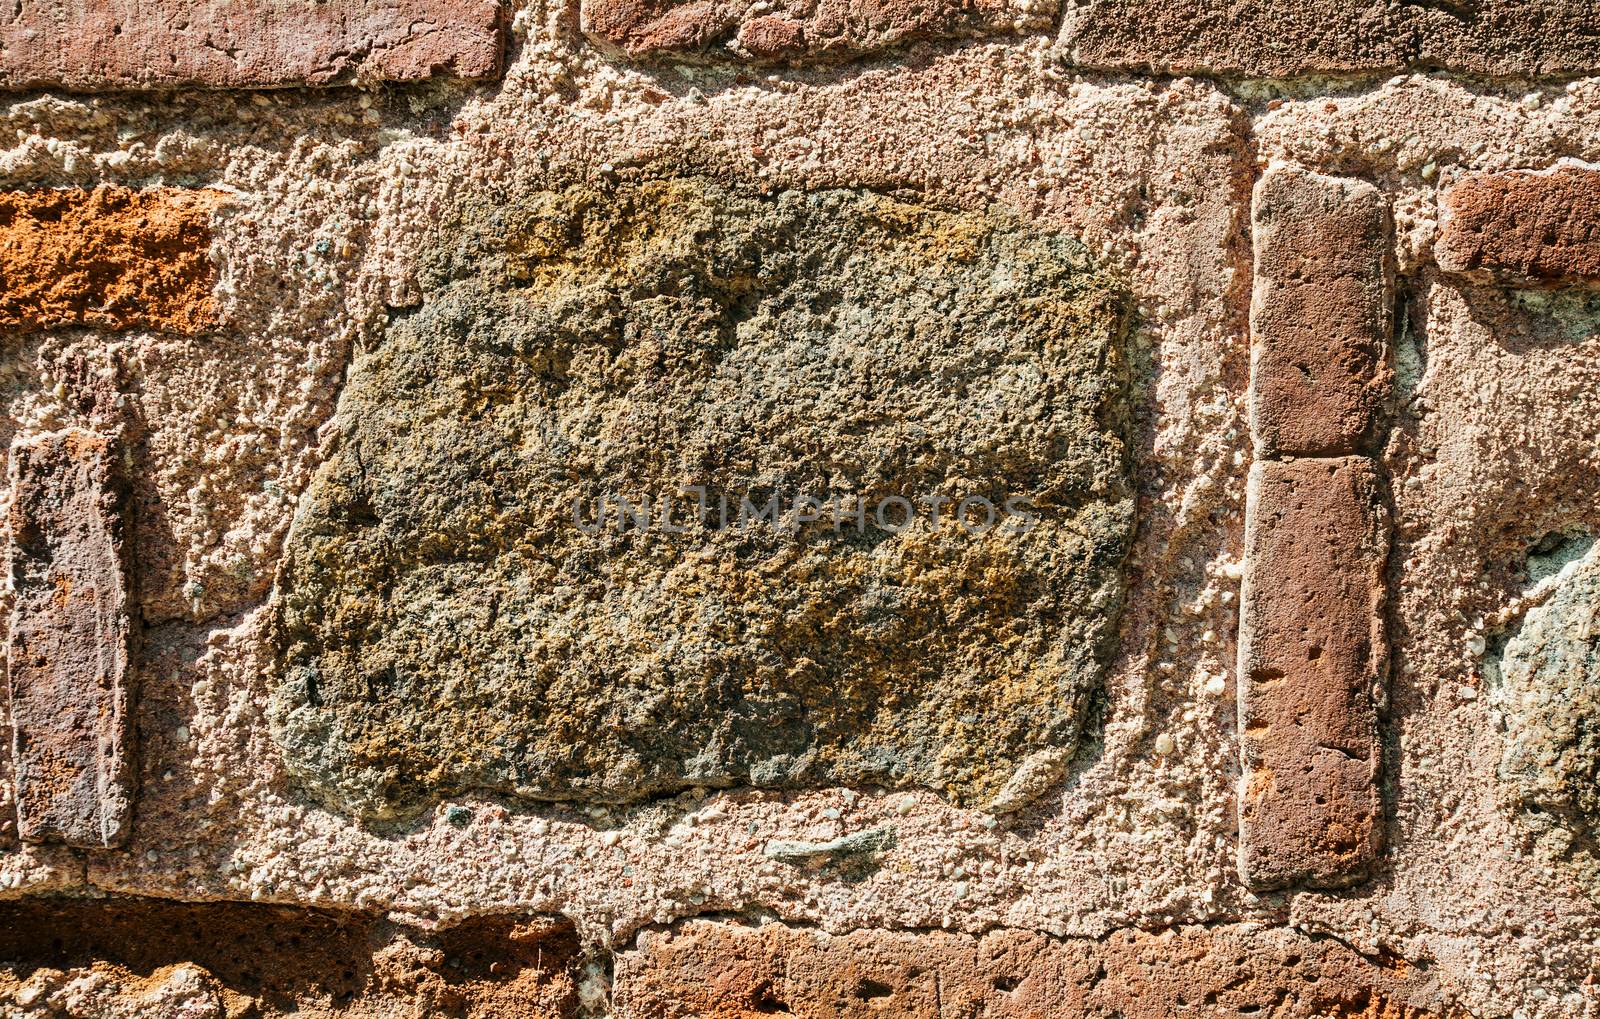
<box><xmin>0</xmin><ymin>7</ymin><xmax>1597</xmax><ymax>1016</ymax></box>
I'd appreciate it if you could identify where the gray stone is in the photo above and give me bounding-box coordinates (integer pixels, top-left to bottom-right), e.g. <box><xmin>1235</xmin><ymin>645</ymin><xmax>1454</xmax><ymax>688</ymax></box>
<box><xmin>1495</xmin><ymin>536</ymin><xmax>1600</xmax><ymax>876</ymax></box>
<box><xmin>272</xmin><ymin>179</ymin><xmax>1134</xmax><ymax>822</ymax></box>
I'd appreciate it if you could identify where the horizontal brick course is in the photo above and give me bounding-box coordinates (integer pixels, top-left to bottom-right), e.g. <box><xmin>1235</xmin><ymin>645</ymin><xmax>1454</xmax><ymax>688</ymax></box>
<box><xmin>1251</xmin><ymin>166</ymin><xmax>1391</xmax><ymax>459</ymax></box>
<box><xmin>0</xmin><ymin>186</ymin><xmax>224</xmax><ymax>335</ymax></box>
<box><xmin>613</xmin><ymin>920</ymin><xmax>1458</xmax><ymax>1017</ymax></box>
<box><xmin>581</xmin><ymin>0</ymin><xmax>1049</xmax><ymax>62</ymax></box>
<box><xmin>1238</xmin><ymin>457</ymin><xmax>1388</xmax><ymax>890</ymax></box>
<box><xmin>1062</xmin><ymin>0</ymin><xmax>1600</xmax><ymax>78</ymax></box>
<box><xmin>0</xmin><ymin>0</ymin><xmax>502</xmax><ymax>91</ymax></box>
<box><xmin>1436</xmin><ymin>167</ymin><xmax>1600</xmax><ymax>286</ymax></box>
<box><xmin>6</xmin><ymin>430</ymin><xmax>133</xmax><ymax>849</ymax></box>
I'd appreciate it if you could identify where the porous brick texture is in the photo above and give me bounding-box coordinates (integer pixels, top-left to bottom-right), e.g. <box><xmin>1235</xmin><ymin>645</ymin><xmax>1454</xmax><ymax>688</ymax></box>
<box><xmin>0</xmin><ymin>187</ymin><xmax>224</xmax><ymax>334</ymax></box>
<box><xmin>615</xmin><ymin>920</ymin><xmax>1462</xmax><ymax>1017</ymax></box>
<box><xmin>1436</xmin><ymin>167</ymin><xmax>1600</xmax><ymax>286</ymax></box>
<box><xmin>1250</xmin><ymin>166</ymin><xmax>1392</xmax><ymax>458</ymax></box>
<box><xmin>1063</xmin><ymin>0</ymin><xmax>1600</xmax><ymax>78</ymax></box>
<box><xmin>581</xmin><ymin>0</ymin><xmax>1051</xmax><ymax>62</ymax></box>
<box><xmin>4</xmin><ymin>1</ymin><xmax>1600</xmax><ymax>1018</ymax></box>
<box><xmin>0</xmin><ymin>1</ymin><xmax>504</xmax><ymax>91</ymax></box>
<box><xmin>0</xmin><ymin>897</ymin><xmax>581</xmax><ymax>1017</ymax></box>
<box><xmin>1238</xmin><ymin>457</ymin><xmax>1388</xmax><ymax>889</ymax></box>
<box><xmin>6</xmin><ymin>430</ymin><xmax>132</xmax><ymax>848</ymax></box>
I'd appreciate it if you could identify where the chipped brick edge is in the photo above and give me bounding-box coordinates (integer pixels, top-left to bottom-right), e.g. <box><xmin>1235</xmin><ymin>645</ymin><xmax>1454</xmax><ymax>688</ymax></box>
<box><xmin>0</xmin><ymin>0</ymin><xmax>505</xmax><ymax>92</ymax></box>
<box><xmin>1436</xmin><ymin>166</ymin><xmax>1600</xmax><ymax>287</ymax></box>
<box><xmin>6</xmin><ymin>429</ymin><xmax>134</xmax><ymax>849</ymax></box>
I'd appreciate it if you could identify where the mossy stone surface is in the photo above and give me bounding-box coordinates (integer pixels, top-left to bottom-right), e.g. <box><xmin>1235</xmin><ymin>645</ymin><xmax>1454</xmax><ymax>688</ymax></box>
<box><xmin>271</xmin><ymin>179</ymin><xmax>1134</xmax><ymax>821</ymax></box>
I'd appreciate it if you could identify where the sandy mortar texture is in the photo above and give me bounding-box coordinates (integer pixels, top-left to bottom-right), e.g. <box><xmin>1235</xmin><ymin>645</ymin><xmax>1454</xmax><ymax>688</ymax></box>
<box><xmin>1</xmin><ymin>1</ymin><xmax>1599</xmax><ymax>1017</ymax></box>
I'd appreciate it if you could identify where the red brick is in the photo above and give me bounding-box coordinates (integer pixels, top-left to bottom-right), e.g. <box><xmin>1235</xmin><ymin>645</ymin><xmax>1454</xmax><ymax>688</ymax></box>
<box><xmin>0</xmin><ymin>900</ymin><xmax>582</xmax><ymax>1017</ymax></box>
<box><xmin>0</xmin><ymin>0</ymin><xmax>503</xmax><ymax>91</ymax></box>
<box><xmin>613</xmin><ymin>919</ymin><xmax>1460</xmax><ymax>1017</ymax></box>
<box><xmin>1238</xmin><ymin>457</ymin><xmax>1388</xmax><ymax>890</ymax></box>
<box><xmin>0</xmin><ymin>187</ymin><xmax>226</xmax><ymax>335</ymax></box>
<box><xmin>580</xmin><ymin>0</ymin><xmax>1046</xmax><ymax>62</ymax></box>
<box><xmin>6</xmin><ymin>430</ymin><xmax>133</xmax><ymax>848</ymax></box>
<box><xmin>1436</xmin><ymin>167</ymin><xmax>1600</xmax><ymax>286</ymax></box>
<box><xmin>1062</xmin><ymin>0</ymin><xmax>1600</xmax><ymax>79</ymax></box>
<box><xmin>1251</xmin><ymin>166</ymin><xmax>1391</xmax><ymax>458</ymax></box>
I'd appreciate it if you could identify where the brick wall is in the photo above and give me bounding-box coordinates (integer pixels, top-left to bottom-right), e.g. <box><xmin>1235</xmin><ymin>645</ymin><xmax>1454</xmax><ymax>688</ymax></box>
<box><xmin>1</xmin><ymin>2</ymin><xmax>1599</xmax><ymax>1017</ymax></box>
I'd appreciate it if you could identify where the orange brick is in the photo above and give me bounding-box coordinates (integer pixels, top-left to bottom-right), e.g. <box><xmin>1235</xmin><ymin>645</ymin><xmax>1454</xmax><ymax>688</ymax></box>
<box><xmin>580</xmin><ymin>0</ymin><xmax>1046</xmax><ymax>62</ymax></box>
<box><xmin>613</xmin><ymin>919</ymin><xmax>1460</xmax><ymax>1017</ymax></box>
<box><xmin>0</xmin><ymin>187</ymin><xmax>225</xmax><ymax>335</ymax></box>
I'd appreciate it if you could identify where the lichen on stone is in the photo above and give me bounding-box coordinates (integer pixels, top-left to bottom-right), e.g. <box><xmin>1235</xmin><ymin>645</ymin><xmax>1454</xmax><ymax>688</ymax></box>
<box><xmin>270</xmin><ymin>178</ymin><xmax>1135</xmax><ymax>822</ymax></box>
<box><xmin>1494</xmin><ymin>534</ymin><xmax>1600</xmax><ymax>881</ymax></box>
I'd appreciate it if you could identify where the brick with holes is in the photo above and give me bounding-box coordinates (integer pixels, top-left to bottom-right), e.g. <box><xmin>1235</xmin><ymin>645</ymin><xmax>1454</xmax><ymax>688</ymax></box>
<box><xmin>1436</xmin><ymin>167</ymin><xmax>1600</xmax><ymax>286</ymax></box>
<box><xmin>1238</xmin><ymin>456</ymin><xmax>1388</xmax><ymax>889</ymax></box>
<box><xmin>1250</xmin><ymin>166</ymin><xmax>1392</xmax><ymax>458</ymax></box>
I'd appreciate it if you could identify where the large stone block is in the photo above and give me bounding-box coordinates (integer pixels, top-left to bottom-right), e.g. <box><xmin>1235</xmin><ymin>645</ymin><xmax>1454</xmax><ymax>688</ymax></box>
<box><xmin>581</xmin><ymin>0</ymin><xmax>1051</xmax><ymax>63</ymax></box>
<box><xmin>1238</xmin><ymin>457</ymin><xmax>1388</xmax><ymax>889</ymax></box>
<box><xmin>272</xmin><ymin>179</ymin><xmax>1135</xmax><ymax>822</ymax></box>
<box><xmin>612</xmin><ymin>919</ymin><xmax>1460</xmax><ymax>1017</ymax></box>
<box><xmin>1251</xmin><ymin>166</ymin><xmax>1391</xmax><ymax>458</ymax></box>
<box><xmin>0</xmin><ymin>187</ymin><xmax>224</xmax><ymax>336</ymax></box>
<box><xmin>1062</xmin><ymin>0</ymin><xmax>1600</xmax><ymax>78</ymax></box>
<box><xmin>6</xmin><ymin>430</ymin><xmax>133</xmax><ymax>848</ymax></box>
<box><xmin>1436</xmin><ymin>168</ymin><xmax>1600</xmax><ymax>287</ymax></box>
<box><xmin>0</xmin><ymin>0</ymin><xmax>503</xmax><ymax>91</ymax></box>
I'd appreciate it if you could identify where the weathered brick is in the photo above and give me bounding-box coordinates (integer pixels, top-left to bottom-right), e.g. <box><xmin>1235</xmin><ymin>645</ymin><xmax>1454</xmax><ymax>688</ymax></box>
<box><xmin>0</xmin><ymin>1</ymin><xmax>502</xmax><ymax>91</ymax></box>
<box><xmin>0</xmin><ymin>187</ymin><xmax>225</xmax><ymax>335</ymax></box>
<box><xmin>1238</xmin><ymin>457</ymin><xmax>1387</xmax><ymax>890</ymax></box>
<box><xmin>613</xmin><ymin>919</ymin><xmax>1459</xmax><ymax>1017</ymax></box>
<box><xmin>6</xmin><ymin>430</ymin><xmax>133</xmax><ymax>849</ymax></box>
<box><xmin>1251</xmin><ymin>167</ymin><xmax>1391</xmax><ymax>458</ymax></box>
<box><xmin>581</xmin><ymin>0</ymin><xmax>1050</xmax><ymax>62</ymax></box>
<box><xmin>1436</xmin><ymin>167</ymin><xmax>1600</xmax><ymax>286</ymax></box>
<box><xmin>0</xmin><ymin>899</ymin><xmax>581</xmax><ymax>1018</ymax></box>
<box><xmin>1062</xmin><ymin>0</ymin><xmax>1600</xmax><ymax>78</ymax></box>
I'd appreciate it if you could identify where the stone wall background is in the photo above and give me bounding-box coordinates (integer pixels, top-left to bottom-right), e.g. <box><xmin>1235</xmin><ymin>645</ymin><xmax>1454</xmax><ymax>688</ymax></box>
<box><xmin>0</xmin><ymin>2</ymin><xmax>1599</xmax><ymax>1016</ymax></box>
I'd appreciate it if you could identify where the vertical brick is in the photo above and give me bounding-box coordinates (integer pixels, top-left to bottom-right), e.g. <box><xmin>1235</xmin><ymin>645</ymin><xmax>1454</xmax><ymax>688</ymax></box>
<box><xmin>6</xmin><ymin>430</ymin><xmax>133</xmax><ymax>848</ymax></box>
<box><xmin>1251</xmin><ymin>166</ymin><xmax>1391</xmax><ymax>458</ymax></box>
<box><xmin>0</xmin><ymin>187</ymin><xmax>225</xmax><ymax>335</ymax></box>
<box><xmin>0</xmin><ymin>1</ymin><xmax>503</xmax><ymax>91</ymax></box>
<box><xmin>1436</xmin><ymin>167</ymin><xmax>1600</xmax><ymax>286</ymax></box>
<box><xmin>1238</xmin><ymin>457</ymin><xmax>1387</xmax><ymax>890</ymax></box>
